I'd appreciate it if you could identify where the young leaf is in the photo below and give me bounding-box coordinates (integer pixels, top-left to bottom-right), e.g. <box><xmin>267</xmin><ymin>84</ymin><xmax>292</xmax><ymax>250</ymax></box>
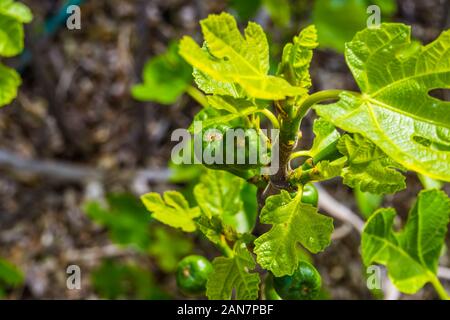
<box><xmin>277</xmin><ymin>25</ymin><xmax>318</xmax><ymax>88</ymax></box>
<box><xmin>337</xmin><ymin>134</ymin><xmax>406</xmax><ymax>194</ymax></box>
<box><xmin>254</xmin><ymin>190</ymin><xmax>333</xmax><ymax>277</ymax></box>
<box><xmin>194</xmin><ymin>169</ymin><xmax>255</xmax><ymax>233</ymax></box>
<box><xmin>91</xmin><ymin>260</ymin><xmax>169</xmax><ymax>300</ymax></box>
<box><xmin>0</xmin><ymin>14</ymin><xmax>23</xmax><ymax>56</ymax></box>
<box><xmin>308</xmin><ymin>118</ymin><xmax>341</xmax><ymax>160</ymax></box>
<box><xmin>141</xmin><ymin>191</ymin><xmax>200</xmax><ymax>232</ymax></box>
<box><xmin>313</xmin><ymin>157</ymin><xmax>346</xmax><ymax>181</ymax></box>
<box><xmin>361</xmin><ymin>189</ymin><xmax>450</xmax><ymax>294</ymax></box>
<box><xmin>179</xmin><ymin>12</ymin><xmax>306</xmax><ymax>100</ymax></box>
<box><xmin>315</xmin><ymin>24</ymin><xmax>450</xmax><ymax>181</ymax></box>
<box><xmin>195</xmin><ymin>214</ymin><xmax>224</xmax><ymax>246</ymax></box>
<box><xmin>206</xmin><ymin>243</ymin><xmax>260</xmax><ymax>299</ymax></box>
<box><xmin>83</xmin><ymin>193</ymin><xmax>152</xmax><ymax>252</ymax></box>
<box><xmin>0</xmin><ymin>64</ymin><xmax>20</xmax><ymax>107</ymax></box>
<box><xmin>354</xmin><ymin>187</ymin><xmax>383</xmax><ymax>219</ymax></box>
<box><xmin>147</xmin><ymin>228</ymin><xmax>193</xmax><ymax>273</ymax></box>
<box><xmin>131</xmin><ymin>43</ymin><xmax>192</xmax><ymax>104</ymax></box>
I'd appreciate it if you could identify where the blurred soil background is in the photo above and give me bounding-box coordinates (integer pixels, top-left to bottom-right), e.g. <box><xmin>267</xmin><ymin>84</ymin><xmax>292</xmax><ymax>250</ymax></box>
<box><xmin>0</xmin><ymin>0</ymin><xmax>449</xmax><ymax>299</ymax></box>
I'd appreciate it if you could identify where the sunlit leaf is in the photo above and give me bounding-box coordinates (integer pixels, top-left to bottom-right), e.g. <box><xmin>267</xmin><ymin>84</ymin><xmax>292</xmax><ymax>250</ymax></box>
<box><xmin>254</xmin><ymin>191</ymin><xmax>333</xmax><ymax>276</ymax></box>
<box><xmin>179</xmin><ymin>13</ymin><xmax>306</xmax><ymax>100</ymax></box>
<box><xmin>315</xmin><ymin>24</ymin><xmax>450</xmax><ymax>181</ymax></box>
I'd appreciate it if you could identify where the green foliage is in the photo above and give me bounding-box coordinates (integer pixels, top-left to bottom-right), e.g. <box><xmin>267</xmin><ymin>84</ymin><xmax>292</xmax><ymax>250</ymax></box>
<box><xmin>312</xmin><ymin>0</ymin><xmax>396</xmax><ymax>52</ymax></box>
<box><xmin>315</xmin><ymin>25</ymin><xmax>450</xmax><ymax>182</ymax></box>
<box><xmin>354</xmin><ymin>187</ymin><xmax>383</xmax><ymax>219</ymax></box>
<box><xmin>304</xmin><ymin>118</ymin><xmax>342</xmax><ymax>167</ymax></box>
<box><xmin>229</xmin><ymin>0</ymin><xmax>261</xmax><ymax>22</ymax></box>
<box><xmin>91</xmin><ymin>260</ymin><xmax>169</xmax><ymax>300</ymax></box>
<box><xmin>206</xmin><ymin>243</ymin><xmax>260</xmax><ymax>299</ymax></box>
<box><xmin>138</xmin><ymin>12</ymin><xmax>450</xmax><ymax>300</ymax></box>
<box><xmin>0</xmin><ymin>0</ymin><xmax>32</xmax><ymax>107</ymax></box>
<box><xmin>194</xmin><ymin>170</ymin><xmax>256</xmax><ymax>233</ymax></box>
<box><xmin>277</xmin><ymin>25</ymin><xmax>318</xmax><ymax>88</ymax></box>
<box><xmin>361</xmin><ymin>189</ymin><xmax>450</xmax><ymax>294</ymax></box>
<box><xmin>262</xmin><ymin>0</ymin><xmax>291</xmax><ymax>28</ymax></box>
<box><xmin>141</xmin><ymin>191</ymin><xmax>201</xmax><ymax>232</ymax></box>
<box><xmin>84</xmin><ymin>193</ymin><xmax>192</xmax><ymax>272</ymax></box>
<box><xmin>179</xmin><ymin>12</ymin><xmax>306</xmax><ymax>100</ymax></box>
<box><xmin>0</xmin><ymin>258</ymin><xmax>23</xmax><ymax>297</ymax></box>
<box><xmin>337</xmin><ymin>134</ymin><xmax>406</xmax><ymax>194</ymax></box>
<box><xmin>131</xmin><ymin>43</ymin><xmax>192</xmax><ymax>104</ymax></box>
<box><xmin>254</xmin><ymin>191</ymin><xmax>333</xmax><ymax>277</ymax></box>
<box><xmin>229</xmin><ymin>0</ymin><xmax>290</xmax><ymax>28</ymax></box>
<box><xmin>143</xmin><ymin>169</ymin><xmax>258</xmax><ymax>247</ymax></box>
<box><xmin>264</xmin><ymin>274</ymin><xmax>282</xmax><ymax>300</ymax></box>
<box><xmin>0</xmin><ymin>63</ymin><xmax>20</xmax><ymax>107</ymax></box>
<box><xmin>84</xmin><ymin>193</ymin><xmax>151</xmax><ymax>251</ymax></box>
<box><xmin>147</xmin><ymin>228</ymin><xmax>193</xmax><ymax>273</ymax></box>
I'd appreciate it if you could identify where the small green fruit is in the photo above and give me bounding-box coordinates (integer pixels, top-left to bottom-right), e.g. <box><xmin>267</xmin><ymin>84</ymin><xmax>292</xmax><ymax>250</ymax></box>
<box><xmin>176</xmin><ymin>255</ymin><xmax>213</xmax><ymax>295</ymax></box>
<box><xmin>301</xmin><ymin>183</ymin><xmax>319</xmax><ymax>206</ymax></box>
<box><xmin>273</xmin><ymin>261</ymin><xmax>322</xmax><ymax>300</ymax></box>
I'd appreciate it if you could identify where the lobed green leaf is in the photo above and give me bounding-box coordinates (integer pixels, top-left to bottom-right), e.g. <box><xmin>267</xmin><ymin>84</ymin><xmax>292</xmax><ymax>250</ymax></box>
<box><xmin>315</xmin><ymin>24</ymin><xmax>450</xmax><ymax>181</ymax></box>
<box><xmin>206</xmin><ymin>243</ymin><xmax>260</xmax><ymax>299</ymax></box>
<box><xmin>361</xmin><ymin>189</ymin><xmax>450</xmax><ymax>293</ymax></box>
<box><xmin>141</xmin><ymin>191</ymin><xmax>200</xmax><ymax>232</ymax></box>
<box><xmin>254</xmin><ymin>191</ymin><xmax>333</xmax><ymax>276</ymax></box>
<box><xmin>179</xmin><ymin>12</ymin><xmax>306</xmax><ymax>100</ymax></box>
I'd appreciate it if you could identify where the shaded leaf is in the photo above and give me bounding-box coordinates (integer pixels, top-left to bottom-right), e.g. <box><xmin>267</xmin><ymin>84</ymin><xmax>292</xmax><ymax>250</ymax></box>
<box><xmin>361</xmin><ymin>189</ymin><xmax>450</xmax><ymax>293</ymax></box>
<box><xmin>83</xmin><ymin>193</ymin><xmax>151</xmax><ymax>252</ymax></box>
<box><xmin>132</xmin><ymin>43</ymin><xmax>192</xmax><ymax>104</ymax></box>
<box><xmin>312</xmin><ymin>0</ymin><xmax>396</xmax><ymax>52</ymax></box>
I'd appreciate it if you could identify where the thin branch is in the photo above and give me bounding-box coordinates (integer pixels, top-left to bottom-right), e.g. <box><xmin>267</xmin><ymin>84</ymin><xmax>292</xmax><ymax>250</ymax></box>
<box><xmin>64</xmin><ymin>244</ymin><xmax>136</xmax><ymax>266</ymax></box>
<box><xmin>0</xmin><ymin>149</ymin><xmax>170</xmax><ymax>184</ymax></box>
<box><xmin>316</xmin><ymin>184</ymin><xmax>364</xmax><ymax>232</ymax></box>
<box><xmin>316</xmin><ymin>184</ymin><xmax>400</xmax><ymax>300</ymax></box>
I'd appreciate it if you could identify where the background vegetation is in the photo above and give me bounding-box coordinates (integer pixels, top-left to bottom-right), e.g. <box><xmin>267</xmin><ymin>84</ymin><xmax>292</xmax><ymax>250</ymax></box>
<box><xmin>0</xmin><ymin>0</ymin><xmax>448</xmax><ymax>299</ymax></box>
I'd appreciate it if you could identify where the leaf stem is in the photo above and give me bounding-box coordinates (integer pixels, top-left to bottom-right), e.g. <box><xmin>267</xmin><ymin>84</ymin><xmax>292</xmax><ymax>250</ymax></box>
<box><xmin>295</xmin><ymin>89</ymin><xmax>355</xmax><ymax>121</ymax></box>
<box><xmin>430</xmin><ymin>274</ymin><xmax>450</xmax><ymax>300</ymax></box>
<box><xmin>257</xmin><ymin>109</ymin><xmax>280</xmax><ymax>129</ymax></box>
<box><xmin>185</xmin><ymin>85</ymin><xmax>209</xmax><ymax>108</ymax></box>
<box><xmin>218</xmin><ymin>235</ymin><xmax>234</xmax><ymax>258</ymax></box>
<box><xmin>289</xmin><ymin>150</ymin><xmax>310</xmax><ymax>161</ymax></box>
